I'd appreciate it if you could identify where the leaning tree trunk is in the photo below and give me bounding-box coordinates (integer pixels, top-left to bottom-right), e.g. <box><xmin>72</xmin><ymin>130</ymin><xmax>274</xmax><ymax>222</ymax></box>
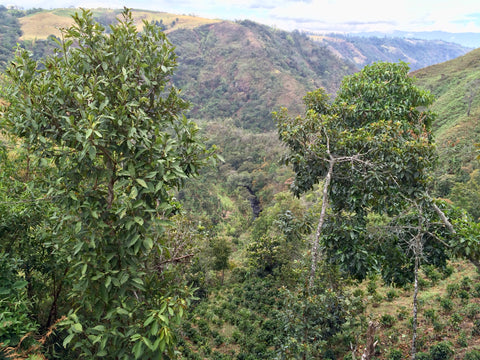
<box><xmin>309</xmin><ymin>159</ymin><xmax>334</xmax><ymax>289</ymax></box>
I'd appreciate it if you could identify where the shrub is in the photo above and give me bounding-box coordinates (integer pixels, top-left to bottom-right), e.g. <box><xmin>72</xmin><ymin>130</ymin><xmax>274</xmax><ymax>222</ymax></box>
<box><xmin>458</xmin><ymin>289</ymin><xmax>470</xmax><ymax>303</ymax></box>
<box><xmin>456</xmin><ymin>330</ymin><xmax>468</xmax><ymax>347</ymax></box>
<box><xmin>424</xmin><ymin>308</ymin><xmax>437</xmax><ymax>323</ymax></box>
<box><xmin>386</xmin><ymin>289</ymin><xmax>399</xmax><ymax>301</ymax></box>
<box><xmin>397</xmin><ymin>306</ymin><xmax>408</xmax><ymax>320</ymax></box>
<box><xmin>464</xmin><ymin>350</ymin><xmax>480</xmax><ymax>360</ymax></box>
<box><xmin>472</xmin><ymin>283</ymin><xmax>480</xmax><ymax>297</ymax></box>
<box><xmin>472</xmin><ymin>319</ymin><xmax>480</xmax><ymax>336</ymax></box>
<box><xmin>388</xmin><ymin>348</ymin><xmax>403</xmax><ymax>360</ymax></box>
<box><xmin>424</xmin><ymin>265</ymin><xmax>441</xmax><ymax>284</ymax></box>
<box><xmin>441</xmin><ymin>265</ymin><xmax>454</xmax><ymax>279</ymax></box>
<box><xmin>446</xmin><ymin>283</ymin><xmax>459</xmax><ymax>298</ymax></box>
<box><xmin>429</xmin><ymin>341</ymin><xmax>454</xmax><ymax>360</ymax></box>
<box><xmin>439</xmin><ymin>297</ymin><xmax>453</xmax><ymax>313</ymax></box>
<box><xmin>465</xmin><ymin>303</ymin><xmax>480</xmax><ymax>319</ymax></box>
<box><xmin>380</xmin><ymin>314</ymin><xmax>396</xmax><ymax>328</ymax></box>
<box><xmin>433</xmin><ymin>320</ymin><xmax>445</xmax><ymax>333</ymax></box>
<box><xmin>450</xmin><ymin>312</ymin><xmax>463</xmax><ymax>330</ymax></box>
<box><xmin>418</xmin><ymin>276</ymin><xmax>430</xmax><ymax>289</ymax></box>
<box><xmin>367</xmin><ymin>277</ymin><xmax>378</xmax><ymax>295</ymax></box>
<box><xmin>415</xmin><ymin>352</ymin><xmax>432</xmax><ymax>360</ymax></box>
<box><xmin>461</xmin><ymin>276</ymin><xmax>472</xmax><ymax>291</ymax></box>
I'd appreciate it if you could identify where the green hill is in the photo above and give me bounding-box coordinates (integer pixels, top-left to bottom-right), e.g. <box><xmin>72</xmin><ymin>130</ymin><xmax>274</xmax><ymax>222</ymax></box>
<box><xmin>412</xmin><ymin>48</ymin><xmax>480</xmax><ymax>205</ymax></box>
<box><xmin>169</xmin><ymin>20</ymin><xmax>356</xmax><ymax>130</ymax></box>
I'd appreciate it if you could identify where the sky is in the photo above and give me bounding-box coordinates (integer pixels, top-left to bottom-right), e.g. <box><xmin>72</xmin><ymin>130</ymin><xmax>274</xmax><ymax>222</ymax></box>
<box><xmin>4</xmin><ymin>0</ymin><xmax>480</xmax><ymax>34</ymax></box>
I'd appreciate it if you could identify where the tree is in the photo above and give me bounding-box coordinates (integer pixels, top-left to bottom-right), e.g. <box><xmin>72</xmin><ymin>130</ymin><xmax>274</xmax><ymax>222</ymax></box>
<box><xmin>275</xmin><ymin>62</ymin><xmax>480</xmax><ymax>359</ymax></box>
<box><xmin>275</xmin><ymin>62</ymin><xmax>437</xmax><ymax>288</ymax></box>
<box><xmin>465</xmin><ymin>78</ymin><xmax>480</xmax><ymax>116</ymax></box>
<box><xmin>1</xmin><ymin>8</ymin><xmax>214</xmax><ymax>358</ymax></box>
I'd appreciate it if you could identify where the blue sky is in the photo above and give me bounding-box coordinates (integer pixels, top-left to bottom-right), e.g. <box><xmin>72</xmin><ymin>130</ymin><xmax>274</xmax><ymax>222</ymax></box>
<box><xmin>4</xmin><ymin>0</ymin><xmax>480</xmax><ymax>34</ymax></box>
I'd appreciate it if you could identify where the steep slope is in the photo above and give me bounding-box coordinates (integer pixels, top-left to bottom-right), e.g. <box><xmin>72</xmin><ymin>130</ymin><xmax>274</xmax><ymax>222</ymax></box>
<box><xmin>169</xmin><ymin>20</ymin><xmax>357</xmax><ymax>130</ymax></box>
<box><xmin>412</xmin><ymin>48</ymin><xmax>480</xmax><ymax>193</ymax></box>
<box><xmin>310</xmin><ymin>34</ymin><xmax>470</xmax><ymax>70</ymax></box>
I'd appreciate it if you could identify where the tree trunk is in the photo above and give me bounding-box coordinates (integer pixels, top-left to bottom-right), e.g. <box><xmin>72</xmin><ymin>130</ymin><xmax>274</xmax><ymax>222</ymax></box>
<box><xmin>411</xmin><ymin>233</ymin><xmax>422</xmax><ymax>360</ymax></box>
<box><xmin>309</xmin><ymin>160</ymin><xmax>334</xmax><ymax>289</ymax></box>
<box><xmin>361</xmin><ymin>321</ymin><xmax>378</xmax><ymax>360</ymax></box>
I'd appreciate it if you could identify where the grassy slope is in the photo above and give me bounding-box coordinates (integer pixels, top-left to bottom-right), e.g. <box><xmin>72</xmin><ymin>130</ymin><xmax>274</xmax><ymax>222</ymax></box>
<box><xmin>412</xmin><ymin>48</ymin><xmax>480</xmax><ymax>183</ymax></box>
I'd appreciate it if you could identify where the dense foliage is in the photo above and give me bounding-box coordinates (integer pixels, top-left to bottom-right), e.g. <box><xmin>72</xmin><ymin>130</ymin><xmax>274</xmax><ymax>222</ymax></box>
<box><xmin>1</xmin><ymin>9</ymin><xmax>214</xmax><ymax>358</ymax></box>
<box><xmin>1</xmin><ymin>6</ymin><xmax>480</xmax><ymax>360</ymax></box>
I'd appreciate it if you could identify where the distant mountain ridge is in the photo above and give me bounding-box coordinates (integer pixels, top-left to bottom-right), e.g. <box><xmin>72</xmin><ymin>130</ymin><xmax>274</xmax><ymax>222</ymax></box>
<box><xmin>349</xmin><ymin>30</ymin><xmax>480</xmax><ymax>48</ymax></box>
<box><xmin>309</xmin><ymin>33</ymin><xmax>470</xmax><ymax>71</ymax></box>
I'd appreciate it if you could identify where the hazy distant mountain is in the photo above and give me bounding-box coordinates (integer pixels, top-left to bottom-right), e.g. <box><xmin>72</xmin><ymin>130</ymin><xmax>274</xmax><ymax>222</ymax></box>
<box><xmin>310</xmin><ymin>33</ymin><xmax>471</xmax><ymax>70</ymax></box>
<box><xmin>349</xmin><ymin>30</ymin><xmax>480</xmax><ymax>48</ymax></box>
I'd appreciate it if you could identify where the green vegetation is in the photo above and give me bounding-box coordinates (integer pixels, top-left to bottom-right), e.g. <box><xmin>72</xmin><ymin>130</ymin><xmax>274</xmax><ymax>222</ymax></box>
<box><xmin>1</xmin><ymin>9</ymin><xmax>214</xmax><ymax>358</ymax></box>
<box><xmin>413</xmin><ymin>49</ymin><xmax>480</xmax><ymax>219</ymax></box>
<box><xmin>0</xmin><ymin>6</ymin><xmax>480</xmax><ymax>360</ymax></box>
<box><xmin>0</xmin><ymin>6</ymin><xmax>22</xmax><ymax>68</ymax></box>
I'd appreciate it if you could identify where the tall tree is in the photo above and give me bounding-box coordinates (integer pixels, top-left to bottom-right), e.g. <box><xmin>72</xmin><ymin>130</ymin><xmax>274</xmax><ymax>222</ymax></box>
<box><xmin>1</xmin><ymin>8</ymin><xmax>214</xmax><ymax>358</ymax></box>
<box><xmin>275</xmin><ymin>62</ymin><xmax>437</xmax><ymax>287</ymax></box>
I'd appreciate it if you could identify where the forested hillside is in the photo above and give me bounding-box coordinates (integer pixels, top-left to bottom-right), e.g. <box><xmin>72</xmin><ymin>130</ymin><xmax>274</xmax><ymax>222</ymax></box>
<box><xmin>1</xmin><ymin>7</ymin><xmax>480</xmax><ymax>360</ymax></box>
<box><xmin>169</xmin><ymin>20</ymin><xmax>357</xmax><ymax>130</ymax></box>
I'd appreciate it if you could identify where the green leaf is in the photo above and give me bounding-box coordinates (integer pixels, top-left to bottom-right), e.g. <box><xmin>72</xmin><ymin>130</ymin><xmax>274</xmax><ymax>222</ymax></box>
<box><xmin>63</xmin><ymin>333</ymin><xmax>75</xmax><ymax>348</ymax></box>
<box><xmin>72</xmin><ymin>323</ymin><xmax>83</xmax><ymax>333</ymax></box>
<box><xmin>136</xmin><ymin>178</ymin><xmax>148</xmax><ymax>188</ymax></box>
<box><xmin>143</xmin><ymin>237</ymin><xmax>153</xmax><ymax>250</ymax></box>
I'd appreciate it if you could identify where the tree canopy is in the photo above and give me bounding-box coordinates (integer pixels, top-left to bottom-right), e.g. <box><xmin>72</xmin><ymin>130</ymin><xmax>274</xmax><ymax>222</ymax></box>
<box><xmin>275</xmin><ymin>62</ymin><xmax>440</xmax><ymax>285</ymax></box>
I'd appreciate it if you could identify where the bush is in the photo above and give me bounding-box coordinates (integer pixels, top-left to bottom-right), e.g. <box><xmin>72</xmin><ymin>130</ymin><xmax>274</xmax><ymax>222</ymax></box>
<box><xmin>464</xmin><ymin>350</ymin><xmax>480</xmax><ymax>360</ymax></box>
<box><xmin>397</xmin><ymin>306</ymin><xmax>408</xmax><ymax>320</ymax></box>
<box><xmin>450</xmin><ymin>312</ymin><xmax>463</xmax><ymax>330</ymax></box>
<box><xmin>465</xmin><ymin>303</ymin><xmax>480</xmax><ymax>319</ymax></box>
<box><xmin>429</xmin><ymin>341</ymin><xmax>454</xmax><ymax>360</ymax></box>
<box><xmin>439</xmin><ymin>297</ymin><xmax>454</xmax><ymax>313</ymax></box>
<box><xmin>472</xmin><ymin>319</ymin><xmax>480</xmax><ymax>336</ymax></box>
<box><xmin>424</xmin><ymin>308</ymin><xmax>437</xmax><ymax>323</ymax></box>
<box><xmin>446</xmin><ymin>283</ymin><xmax>459</xmax><ymax>298</ymax></box>
<box><xmin>461</xmin><ymin>276</ymin><xmax>472</xmax><ymax>291</ymax></box>
<box><xmin>458</xmin><ymin>289</ymin><xmax>470</xmax><ymax>303</ymax></box>
<box><xmin>380</xmin><ymin>314</ymin><xmax>396</xmax><ymax>328</ymax></box>
<box><xmin>424</xmin><ymin>265</ymin><xmax>441</xmax><ymax>284</ymax></box>
<box><xmin>367</xmin><ymin>277</ymin><xmax>378</xmax><ymax>295</ymax></box>
<box><xmin>415</xmin><ymin>351</ymin><xmax>432</xmax><ymax>360</ymax></box>
<box><xmin>388</xmin><ymin>348</ymin><xmax>403</xmax><ymax>360</ymax></box>
<box><xmin>441</xmin><ymin>265</ymin><xmax>454</xmax><ymax>279</ymax></box>
<box><xmin>472</xmin><ymin>283</ymin><xmax>480</xmax><ymax>297</ymax></box>
<box><xmin>456</xmin><ymin>331</ymin><xmax>468</xmax><ymax>347</ymax></box>
<box><xmin>386</xmin><ymin>289</ymin><xmax>399</xmax><ymax>301</ymax></box>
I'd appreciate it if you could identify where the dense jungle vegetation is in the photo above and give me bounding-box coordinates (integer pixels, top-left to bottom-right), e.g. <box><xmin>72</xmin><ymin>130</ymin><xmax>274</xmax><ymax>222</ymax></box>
<box><xmin>1</xmin><ymin>7</ymin><xmax>480</xmax><ymax>360</ymax></box>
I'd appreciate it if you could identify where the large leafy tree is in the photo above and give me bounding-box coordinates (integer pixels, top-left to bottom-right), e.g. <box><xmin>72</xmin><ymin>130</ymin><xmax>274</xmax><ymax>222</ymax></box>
<box><xmin>1</xmin><ymin>9</ymin><xmax>214</xmax><ymax>358</ymax></box>
<box><xmin>275</xmin><ymin>62</ymin><xmax>438</xmax><ymax>287</ymax></box>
